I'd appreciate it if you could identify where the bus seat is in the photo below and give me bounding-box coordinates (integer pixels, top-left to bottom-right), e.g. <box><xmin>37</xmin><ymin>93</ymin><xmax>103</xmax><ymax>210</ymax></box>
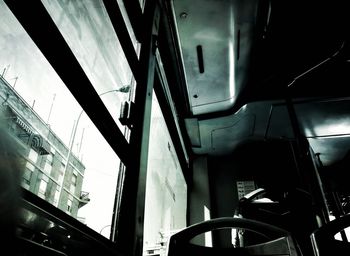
<box><xmin>235</xmin><ymin>187</ymin><xmax>317</xmax><ymax>255</ymax></box>
<box><xmin>17</xmin><ymin>237</ymin><xmax>68</xmax><ymax>256</ymax></box>
<box><xmin>311</xmin><ymin>213</ymin><xmax>350</xmax><ymax>256</ymax></box>
<box><xmin>167</xmin><ymin>217</ymin><xmax>301</xmax><ymax>256</ymax></box>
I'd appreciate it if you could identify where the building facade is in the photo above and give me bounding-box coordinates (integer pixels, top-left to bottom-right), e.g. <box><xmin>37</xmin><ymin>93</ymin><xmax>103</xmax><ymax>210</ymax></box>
<box><xmin>0</xmin><ymin>75</ymin><xmax>89</xmax><ymax>218</ymax></box>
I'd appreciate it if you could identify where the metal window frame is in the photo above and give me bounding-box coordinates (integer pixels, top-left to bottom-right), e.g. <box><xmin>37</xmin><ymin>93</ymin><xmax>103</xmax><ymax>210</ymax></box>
<box><xmin>111</xmin><ymin>1</ymin><xmax>160</xmax><ymax>255</ymax></box>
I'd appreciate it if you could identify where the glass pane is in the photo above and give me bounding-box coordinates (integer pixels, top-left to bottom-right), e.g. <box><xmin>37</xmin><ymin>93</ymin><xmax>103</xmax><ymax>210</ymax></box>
<box><xmin>0</xmin><ymin>1</ymin><xmax>122</xmax><ymax>239</ymax></box>
<box><xmin>143</xmin><ymin>92</ymin><xmax>187</xmax><ymax>256</ymax></box>
<box><xmin>117</xmin><ymin>0</ymin><xmax>140</xmax><ymax>50</ymax></box>
<box><xmin>41</xmin><ymin>0</ymin><xmax>135</xmax><ymax>131</ymax></box>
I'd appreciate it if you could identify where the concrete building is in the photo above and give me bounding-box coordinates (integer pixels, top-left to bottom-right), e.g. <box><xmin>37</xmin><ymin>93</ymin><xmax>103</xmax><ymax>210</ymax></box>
<box><xmin>0</xmin><ymin>75</ymin><xmax>89</xmax><ymax>218</ymax></box>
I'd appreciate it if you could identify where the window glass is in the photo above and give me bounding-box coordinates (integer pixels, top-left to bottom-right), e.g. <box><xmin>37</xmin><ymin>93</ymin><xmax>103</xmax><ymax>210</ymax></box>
<box><xmin>26</xmin><ymin>162</ymin><xmax>35</xmax><ymax>171</ymax></box>
<box><xmin>67</xmin><ymin>199</ymin><xmax>73</xmax><ymax>213</ymax></box>
<box><xmin>41</xmin><ymin>0</ymin><xmax>135</xmax><ymax>131</ymax></box>
<box><xmin>116</xmin><ymin>0</ymin><xmax>140</xmax><ymax>51</ymax></box>
<box><xmin>46</xmin><ymin>154</ymin><xmax>53</xmax><ymax>165</ymax></box>
<box><xmin>69</xmin><ymin>183</ymin><xmax>76</xmax><ymax>194</ymax></box>
<box><xmin>44</xmin><ymin>162</ymin><xmax>52</xmax><ymax>175</ymax></box>
<box><xmin>38</xmin><ymin>179</ymin><xmax>48</xmax><ymax>199</ymax></box>
<box><xmin>28</xmin><ymin>149</ymin><xmax>38</xmax><ymax>163</ymax></box>
<box><xmin>72</xmin><ymin>173</ymin><xmax>78</xmax><ymax>186</ymax></box>
<box><xmin>22</xmin><ymin>167</ymin><xmax>33</xmax><ymax>189</ymax></box>
<box><xmin>143</xmin><ymin>92</ymin><xmax>187</xmax><ymax>256</ymax></box>
<box><xmin>0</xmin><ymin>1</ymin><xmax>123</xmax><ymax>239</ymax></box>
<box><xmin>54</xmin><ymin>188</ymin><xmax>60</xmax><ymax>207</ymax></box>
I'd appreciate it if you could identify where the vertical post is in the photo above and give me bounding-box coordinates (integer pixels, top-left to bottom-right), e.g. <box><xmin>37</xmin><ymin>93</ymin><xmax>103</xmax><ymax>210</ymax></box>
<box><xmin>316</xmin><ymin>153</ymin><xmax>347</xmax><ymax>241</ymax></box>
<box><xmin>330</xmin><ymin>192</ymin><xmax>348</xmax><ymax>241</ymax></box>
<box><xmin>113</xmin><ymin>2</ymin><xmax>160</xmax><ymax>256</ymax></box>
<box><xmin>58</xmin><ymin>110</ymin><xmax>83</xmax><ymax>209</ymax></box>
<box><xmin>285</xmin><ymin>90</ymin><xmax>330</xmax><ymax>226</ymax></box>
<box><xmin>47</xmin><ymin>93</ymin><xmax>56</xmax><ymax>124</ymax></box>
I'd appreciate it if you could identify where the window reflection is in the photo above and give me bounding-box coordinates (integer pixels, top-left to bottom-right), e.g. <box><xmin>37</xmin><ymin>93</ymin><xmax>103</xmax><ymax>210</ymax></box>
<box><xmin>117</xmin><ymin>0</ymin><xmax>140</xmax><ymax>51</ymax></box>
<box><xmin>143</xmin><ymin>92</ymin><xmax>187</xmax><ymax>256</ymax></box>
<box><xmin>41</xmin><ymin>0</ymin><xmax>134</xmax><ymax>130</ymax></box>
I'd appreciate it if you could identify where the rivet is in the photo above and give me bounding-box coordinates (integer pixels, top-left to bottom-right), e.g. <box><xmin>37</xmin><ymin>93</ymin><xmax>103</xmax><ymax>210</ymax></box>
<box><xmin>180</xmin><ymin>12</ymin><xmax>188</xmax><ymax>19</ymax></box>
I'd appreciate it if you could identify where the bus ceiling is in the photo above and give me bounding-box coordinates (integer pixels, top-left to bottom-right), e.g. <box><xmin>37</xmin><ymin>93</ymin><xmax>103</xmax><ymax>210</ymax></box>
<box><xmin>168</xmin><ymin>0</ymin><xmax>350</xmax><ymax>159</ymax></box>
<box><xmin>170</xmin><ymin>0</ymin><xmax>348</xmax><ymax>117</ymax></box>
<box><xmin>171</xmin><ymin>0</ymin><xmax>261</xmax><ymax>116</ymax></box>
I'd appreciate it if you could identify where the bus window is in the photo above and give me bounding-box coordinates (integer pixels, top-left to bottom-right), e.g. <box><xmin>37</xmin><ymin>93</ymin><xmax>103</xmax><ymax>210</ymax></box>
<box><xmin>143</xmin><ymin>91</ymin><xmax>187</xmax><ymax>256</ymax></box>
<box><xmin>41</xmin><ymin>0</ymin><xmax>135</xmax><ymax>132</ymax></box>
<box><xmin>0</xmin><ymin>0</ymin><xmax>129</xmax><ymax>239</ymax></box>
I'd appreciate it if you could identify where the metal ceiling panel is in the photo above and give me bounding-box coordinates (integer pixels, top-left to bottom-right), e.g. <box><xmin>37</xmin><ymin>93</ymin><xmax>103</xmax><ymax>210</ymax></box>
<box><xmin>172</xmin><ymin>0</ymin><xmax>257</xmax><ymax>115</ymax></box>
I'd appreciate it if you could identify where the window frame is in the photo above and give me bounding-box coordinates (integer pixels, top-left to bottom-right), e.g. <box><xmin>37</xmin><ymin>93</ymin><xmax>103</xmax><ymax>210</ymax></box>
<box><xmin>4</xmin><ymin>1</ymin><xmax>190</xmax><ymax>255</ymax></box>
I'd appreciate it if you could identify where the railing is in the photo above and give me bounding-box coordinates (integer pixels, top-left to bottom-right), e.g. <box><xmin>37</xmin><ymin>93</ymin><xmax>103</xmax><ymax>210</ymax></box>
<box><xmin>79</xmin><ymin>191</ymin><xmax>90</xmax><ymax>208</ymax></box>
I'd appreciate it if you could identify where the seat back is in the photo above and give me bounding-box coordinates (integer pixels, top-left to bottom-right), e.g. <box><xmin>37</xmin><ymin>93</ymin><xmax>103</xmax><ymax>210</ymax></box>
<box><xmin>167</xmin><ymin>217</ymin><xmax>301</xmax><ymax>256</ymax></box>
<box><xmin>236</xmin><ymin>187</ymin><xmax>317</xmax><ymax>255</ymax></box>
<box><xmin>311</xmin><ymin>214</ymin><xmax>350</xmax><ymax>256</ymax></box>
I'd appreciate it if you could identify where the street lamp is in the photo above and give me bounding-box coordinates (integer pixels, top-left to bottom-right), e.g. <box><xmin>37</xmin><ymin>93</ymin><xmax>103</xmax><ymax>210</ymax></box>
<box><xmin>57</xmin><ymin>85</ymin><xmax>130</xmax><ymax>208</ymax></box>
<box><xmin>99</xmin><ymin>224</ymin><xmax>111</xmax><ymax>235</ymax></box>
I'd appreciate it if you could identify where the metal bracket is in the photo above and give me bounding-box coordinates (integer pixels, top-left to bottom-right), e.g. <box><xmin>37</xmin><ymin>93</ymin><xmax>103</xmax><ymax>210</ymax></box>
<box><xmin>119</xmin><ymin>100</ymin><xmax>135</xmax><ymax>129</ymax></box>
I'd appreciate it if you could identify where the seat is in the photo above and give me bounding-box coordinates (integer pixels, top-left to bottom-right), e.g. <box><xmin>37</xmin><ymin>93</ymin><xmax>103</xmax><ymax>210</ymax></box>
<box><xmin>311</xmin><ymin>213</ymin><xmax>350</xmax><ymax>256</ymax></box>
<box><xmin>167</xmin><ymin>217</ymin><xmax>301</xmax><ymax>256</ymax></box>
<box><xmin>17</xmin><ymin>237</ymin><xmax>68</xmax><ymax>256</ymax></box>
<box><xmin>235</xmin><ymin>187</ymin><xmax>317</xmax><ymax>255</ymax></box>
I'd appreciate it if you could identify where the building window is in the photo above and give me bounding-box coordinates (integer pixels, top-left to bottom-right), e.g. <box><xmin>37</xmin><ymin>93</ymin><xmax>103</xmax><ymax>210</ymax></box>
<box><xmin>70</xmin><ymin>173</ymin><xmax>78</xmax><ymax>194</ymax></box>
<box><xmin>58</xmin><ymin>173</ymin><xmax>64</xmax><ymax>185</ymax></box>
<box><xmin>53</xmin><ymin>188</ymin><xmax>60</xmax><ymax>207</ymax></box>
<box><xmin>46</xmin><ymin>153</ymin><xmax>53</xmax><ymax>166</ymax></box>
<box><xmin>22</xmin><ymin>169</ymin><xmax>32</xmax><ymax>183</ymax></box>
<box><xmin>23</xmin><ymin>164</ymin><xmax>33</xmax><ymax>180</ymax></box>
<box><xmin>67</xmin><ymin>200</ymin><xmax>72</xmax><ymax>212</ymax></box>
<box><xmin>25</xmin><ymin>161</ymin><xmax>35</xmax><ymax>171</ymax></box>
<box><xmin>60</xmin><ymin>162</ymin><xmax>65</xmax><ymax>170</ymax></box>
<box><xmin>38</xmin><ymin>179</ymin><xmax>48</xmax><ymax>199</ymax></box>
<box><xmin>28</xmin><ymin>149</ymin><xmax>38</xmax><ymax>163</ymax></box>
<box><xmin>44</xmin><ymin>162</ymin><xmax>52</xmax><ymax>175</ymax></box>
<box><xmin>22</xmin><ymin>169</ymin><xmax>32</xmax><ymax>189</ymax></box>
<box><xmin>58</xmin><ymin>162</ymin><xmax>65</xmax><ymax>184</ymax></box>
<box><xmin>70</xmin><ymin>184</ymin><xmax>76</xmax><ymax>194</ymax></box>
<box><xmin>67</xmin><ymin>195</ymin><xmax>74</xmax><ymax>213</ymax></box>
<box><xmin>143</xmin><ymin>92</ymin><xmax>187</xmax><ymax>253</ymax></box>
<box><xmin>22</xmin><ymin>162</ymin><xmax>35</xmax><ymax>190</ymax></box>
<box><xmin>72</xmin><ymin>173</ymin><xmax>77</xmax><ymax>186</ymax></box>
